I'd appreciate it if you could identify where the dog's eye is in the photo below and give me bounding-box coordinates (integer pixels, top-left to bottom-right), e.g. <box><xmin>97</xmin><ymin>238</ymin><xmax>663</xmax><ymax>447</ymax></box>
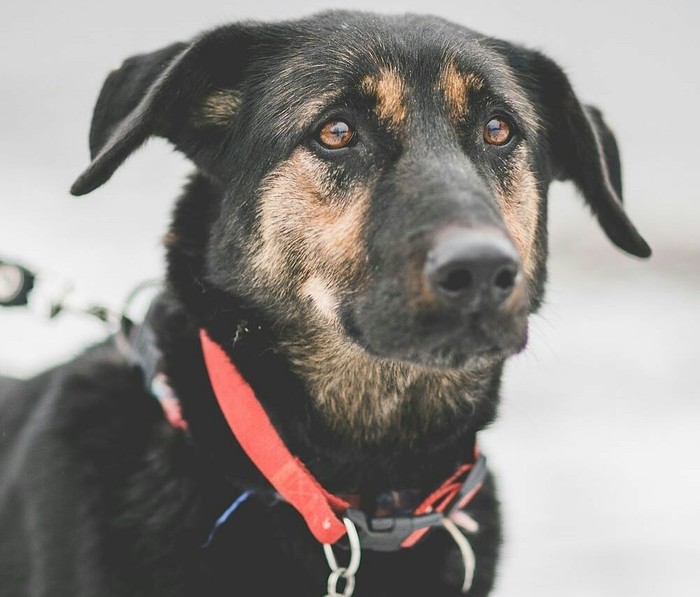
<box><xmin>318</xmin><ymin>120</ymin><xmax>355</xmax><ymax>150</ymax></box>
<box><xmin>483</xmin><ymin>117</ymin><xmax>513</xmax><ymax>146</ymax></box>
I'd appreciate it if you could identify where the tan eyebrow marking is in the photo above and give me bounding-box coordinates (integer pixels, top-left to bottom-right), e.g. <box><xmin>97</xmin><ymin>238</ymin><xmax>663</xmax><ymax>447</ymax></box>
<box><xmin>438</xmin><ymin>60</ymin><xmax>484</xmax><ymax>121</ymax></box>
<box><xmin>360</xmin><ymin>67</ymin><xmax>408</xmax><ymax>130</ymax></box>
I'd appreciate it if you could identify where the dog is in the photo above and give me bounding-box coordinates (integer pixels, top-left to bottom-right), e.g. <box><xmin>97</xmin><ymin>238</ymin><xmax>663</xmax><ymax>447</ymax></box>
<box><xmin>0</xmin><ymin>11</ymin><xmax>650</xmax><ymax>596</ymax></box>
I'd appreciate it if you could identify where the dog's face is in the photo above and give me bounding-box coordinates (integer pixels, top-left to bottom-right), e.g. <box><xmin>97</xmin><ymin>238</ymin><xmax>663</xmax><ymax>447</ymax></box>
<box><xmin>72</xmin><ymin>12</ymin><xmax>650</xmax><ymax>438</ymax></box>
<box><xmin>213</xmin><ymin>17</ymin><xmax>546</xmax><ymax>370</ymax></box>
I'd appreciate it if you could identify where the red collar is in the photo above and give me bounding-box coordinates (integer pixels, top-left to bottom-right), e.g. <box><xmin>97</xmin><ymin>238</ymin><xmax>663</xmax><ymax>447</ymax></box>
<box><xmin>199</xmin><ymin>329</ymin><xmax>483</xmax><ymax>547</ymax></box>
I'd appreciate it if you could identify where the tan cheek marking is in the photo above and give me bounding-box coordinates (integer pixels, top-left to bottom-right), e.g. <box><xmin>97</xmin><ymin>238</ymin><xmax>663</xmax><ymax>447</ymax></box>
<box><xmin>253</xmin><ymin>149</ymin><xmax>324</xmax><ymax>286</ymax></box>
<box><xmin>193</xmin><ymin>89</ymin><xmax>242</xmax><ymax>127</ymax></box>
<box><xmin>439</xmin><ymin>60</ymin><xmax>484</xmax><ymax>122</ymax></box>
<box><xmin>310</xmin><ymin>197</ymin><xmax>368</xmax><ymax>277</ymax></box>
<box><xmin>254</xmin><ymin>148</ymin><xmax>369</xmax><ymax>302</ymax></box>
<box><xmin>300</xmin><ymin>276</ymin><xmax>338</xmax><ymax>321</ymax></box>
<box><xmin>361</xmin><ymin>68</ymin><xmax>408</xmax><ymax>130</ymax></box>
<box><xmin>494</xmin><ymin>147</ymin><xmax>541</xmax><ymax>279</ymax></box>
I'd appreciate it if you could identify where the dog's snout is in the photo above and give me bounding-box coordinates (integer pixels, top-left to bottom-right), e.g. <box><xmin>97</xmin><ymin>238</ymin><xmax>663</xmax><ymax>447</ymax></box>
<box><xmin>425</xmin><ymin>229</ymin><xmax>521</xmax><ymax>309</ymax></box>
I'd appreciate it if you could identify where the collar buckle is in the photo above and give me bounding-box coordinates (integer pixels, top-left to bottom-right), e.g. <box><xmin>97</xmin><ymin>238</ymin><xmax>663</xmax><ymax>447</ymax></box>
<box><xmin>344</xmin><ymin>455</ymin><xmax>488</xmax><ymax>552</ymax></box>
<box><xmin>344</xmin><ymin>508</ymin><xmax>445</xmax><ymax>552</ymax></box>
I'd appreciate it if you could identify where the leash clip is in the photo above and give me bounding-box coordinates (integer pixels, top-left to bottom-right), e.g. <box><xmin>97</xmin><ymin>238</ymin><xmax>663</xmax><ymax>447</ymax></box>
<box><xmin>323</xmin><ymin>517</ymin><xmax>361</xmax><ymax>597</ymax></box>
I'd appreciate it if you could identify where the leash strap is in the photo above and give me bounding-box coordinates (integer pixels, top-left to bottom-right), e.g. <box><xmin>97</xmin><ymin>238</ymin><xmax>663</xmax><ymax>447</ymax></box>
<box><xmin>200</xmin><ymin>329</ymin><xmax>350</xmax><ymax>544</ymax></box>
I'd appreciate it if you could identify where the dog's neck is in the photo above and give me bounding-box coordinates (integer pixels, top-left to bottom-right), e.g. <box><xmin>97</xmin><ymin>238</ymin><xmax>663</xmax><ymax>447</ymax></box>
<box><xmin>157</xmin><ymin>173</ymin><xmax>505</xmax><ymax>492</ymax></box>
<box><xmin>153</xmin><ymin>293</ymin><xmax>497</xmax><ymax>492</ymax></box>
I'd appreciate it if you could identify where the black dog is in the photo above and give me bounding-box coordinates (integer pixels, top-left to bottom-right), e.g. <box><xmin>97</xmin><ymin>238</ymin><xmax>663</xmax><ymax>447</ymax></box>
<box><xmin>0</xmin><ymin>11</ymin><xmax>650</xmax><ymax>596</ymax></box>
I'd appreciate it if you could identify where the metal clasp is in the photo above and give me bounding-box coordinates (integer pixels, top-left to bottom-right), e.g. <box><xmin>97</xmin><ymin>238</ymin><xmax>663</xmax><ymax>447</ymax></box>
<box><xmin>323</xmin><ymin>517</ymin><xmax>361</xmax><ymax>597</ymax></box>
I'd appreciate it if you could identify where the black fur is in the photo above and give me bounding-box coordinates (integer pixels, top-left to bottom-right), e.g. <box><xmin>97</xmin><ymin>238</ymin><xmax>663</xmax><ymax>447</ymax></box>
<box><xmin>1</xmin><ymin>11</ymin><xmax>650</xmax><ymax>596</ymax></box>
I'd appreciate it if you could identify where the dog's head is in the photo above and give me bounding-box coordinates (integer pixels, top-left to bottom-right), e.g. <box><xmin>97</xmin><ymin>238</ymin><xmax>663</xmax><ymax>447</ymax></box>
<box><xmin>72</xmin><ymin>12</ymin><xmax>650</xmax><ymax>437</ymax></box>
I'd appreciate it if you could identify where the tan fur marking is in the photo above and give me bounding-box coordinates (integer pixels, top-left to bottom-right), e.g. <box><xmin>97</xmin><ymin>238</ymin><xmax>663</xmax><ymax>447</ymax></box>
<box><xmin>361</xmin><ymin>68</ymin><xmax>408</xmax><ymax>130</ymax></box>
<box><xmin>280</xmin><ymin>326</ymin><xmax>489</xmax><ymax>444</ymax></box>
<box><xmin>439</xmin><ymin>60</ymin><xmax>484</xmax><ymax>121</ymax></box>
<box><xmin>194</xmin><ymin>89</ymin><xmax>242</xmax><ymax>127</ymax></box>
<box><xmin>301</xmin><ymin>276</ymin><xmax>338</xmax><ymax>321</ymax></box>
<box><xmin>162</xmin><ymin>231</ymin><xmax>178</xmax><ymax>248</ymax></box>
<box><xmin>253</xmin><ymin>148</ymin><xmax>369</xmax><ymax>304</ymax></box>
<box><xmin>494</xmin><ymin>146</ymin><xmax>541</xmax><ymax>278</ymax></box>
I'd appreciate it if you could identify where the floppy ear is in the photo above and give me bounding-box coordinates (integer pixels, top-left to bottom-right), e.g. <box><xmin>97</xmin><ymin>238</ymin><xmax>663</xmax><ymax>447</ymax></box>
<box><xmin>71</xmin><ymin>26</ymin><xmax>264</xmax><ymax>196</ymax></box>
<box><xmin>86</xmin><ymin>42</ymin><xmax>187</xmax><ymax>163</ymax></box>
<box><xmin>522</xmin><ymin>52</ymin><xmax>651</xmax><ymax>258</ymax></box>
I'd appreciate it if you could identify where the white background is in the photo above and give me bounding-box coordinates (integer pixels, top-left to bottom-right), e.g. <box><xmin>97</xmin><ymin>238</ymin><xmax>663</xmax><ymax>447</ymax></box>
<box><xmin>1</xmin><ymin>1</ymin><xmax>698</xmax><ymax>595</ymax></box>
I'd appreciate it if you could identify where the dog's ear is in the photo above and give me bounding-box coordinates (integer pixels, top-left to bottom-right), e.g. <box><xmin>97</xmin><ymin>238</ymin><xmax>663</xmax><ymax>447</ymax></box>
<box><xmin>71</xmin><ymin>26</ymin><xmax>266</xmax><ymax>196</ymax></box>
<box><xmin>512</xmin><ymin>50</ymin><xmax>651</xmax><ymax>258</ymax></box>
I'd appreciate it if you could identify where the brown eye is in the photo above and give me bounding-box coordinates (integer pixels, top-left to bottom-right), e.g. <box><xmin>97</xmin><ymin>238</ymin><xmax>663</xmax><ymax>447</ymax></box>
<box><xmin>318</xmin><ymin>120</ymin><xmax>355</xmax><ymax>149</ymax></box>
<box><xmin>483</xmin><ymin>117</ymin><xmax>513</xmax><ymax>146</ymax></box>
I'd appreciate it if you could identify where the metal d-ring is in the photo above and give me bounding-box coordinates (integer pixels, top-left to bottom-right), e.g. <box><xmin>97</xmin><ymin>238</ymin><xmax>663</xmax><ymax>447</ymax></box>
<box><xmin>323</xmin><ymin>517</ymin><xmax>361</xmax><ymax>597</ymax></box>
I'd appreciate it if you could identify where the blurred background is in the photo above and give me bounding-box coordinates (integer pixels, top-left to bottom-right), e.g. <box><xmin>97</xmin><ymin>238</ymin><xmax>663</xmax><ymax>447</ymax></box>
<box><xmin>1</xmin><ymin>1</ymin><xmax>698</xmax><ymax>594</ymax></box>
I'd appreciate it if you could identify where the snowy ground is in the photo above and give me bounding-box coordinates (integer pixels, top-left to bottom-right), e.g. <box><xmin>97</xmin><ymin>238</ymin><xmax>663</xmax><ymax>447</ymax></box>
<box><xmin>1</xmin><ymin>1</ymin><xmax>698</xmax><ymax>595</ymax></box>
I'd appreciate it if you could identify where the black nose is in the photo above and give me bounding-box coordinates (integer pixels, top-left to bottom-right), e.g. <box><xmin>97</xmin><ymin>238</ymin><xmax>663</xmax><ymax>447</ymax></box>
<box><xmin>425</xmin><ymin>229</ymin><xmax>521</xmax><ymax>309</ymax></box>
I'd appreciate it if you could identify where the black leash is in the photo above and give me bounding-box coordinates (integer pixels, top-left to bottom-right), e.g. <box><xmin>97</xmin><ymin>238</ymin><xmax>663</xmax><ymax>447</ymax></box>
<box><xmin>0</xmin><ymin>257</ymin><xmax>160</xmax><ymax>324</ymax></box>
<box><xmin>0</xmin><ymin>257</ymin><xmax>120</xmax><ymax>322</ymax></box>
